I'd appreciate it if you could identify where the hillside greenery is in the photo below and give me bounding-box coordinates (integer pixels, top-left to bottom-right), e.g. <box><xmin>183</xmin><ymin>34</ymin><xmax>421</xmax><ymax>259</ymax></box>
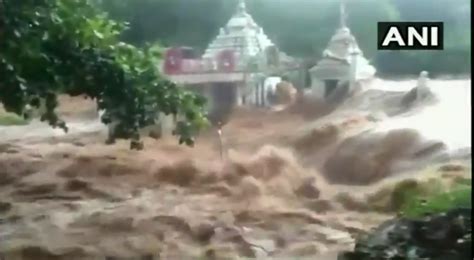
<box><xmin>0</xmin><ymin>111</ymin><xmax>29</xmax><ymax>126</ymax></box>
<box><xmin>96</xmin><ymin>0</ymin><xmax>471</xmax><ymax>77</ymax></box>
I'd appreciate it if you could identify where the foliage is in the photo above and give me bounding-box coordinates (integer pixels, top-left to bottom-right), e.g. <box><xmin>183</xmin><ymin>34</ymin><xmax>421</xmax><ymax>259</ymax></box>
<box><xmin>0</xmin><ymin>0</ymin><xmax>208</xmax><ymax>149</ymax></box>
<box><xmin>400</xmin><ymin>183</ymin><xmax>471</xmax><ymax>218</ymax></box>
<box><xmin>380</xmin><ymin>173</ymin><xmax>472</xmax><ymax>218</ymax></box>
<box><xmin>366</xmin><ymin>172</ymin><xmax>471</xmax><ymax>214</ymax></box>
<box><xmin>96</xmin><ymin>0</ymin><xmax>470</xmax><ymax>76</ymax></box>
<box><xmin>387</xmin><ymin>178</ymin><xmax>449</xmax><ymax>213</ymax></box>
<box><xmin>0</xmin><ymin>112</ymin><xmax>29</xmax><ymax>126</ymax></box>
<box><xmin>343</xmin><ymin>174</ymin><xmax>472</xmax><ymax>260</ymax></box>
<box><xmin>339</xmin><ymin>207</ymin><xmax>472</xmax><ymax>260</ymax></box>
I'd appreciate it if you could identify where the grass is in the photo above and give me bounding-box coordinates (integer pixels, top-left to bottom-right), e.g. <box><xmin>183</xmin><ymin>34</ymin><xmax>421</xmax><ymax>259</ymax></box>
<box><xmin>0</xmin><ymin>112</ymin><xmax>29</xmax><ymax>126</ymax></box>
<box><xmin>400</xmin><ymin>183</ymin><xmax>471</xmax><ymax>218</ymax></box>
<box><xmin>399</xmin><ymin>168</ymin><xmax>472</xmax><ymax>218</ymax></box>
<box><xmin>366</xmin><ymin>166</ymin><xmax>472</xmax><ymax>216</ymax></box>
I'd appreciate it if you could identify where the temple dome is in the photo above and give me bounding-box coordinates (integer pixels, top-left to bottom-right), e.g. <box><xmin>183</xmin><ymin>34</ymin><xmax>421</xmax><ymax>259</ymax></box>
<box><xmin>310</xmin><ymin>2</ymin><xmax>375</xmax><ymax>81</ymax></box>
<box><xmin>225</xmin><ymin>0</ymin><xmax>258</xmax><ymax>29</ymax></box>
<box><xmin>323</xmin><ymin>26</ymin><xmax>362</xmax><ymax>61</ymax></box>
<box><xmin>202</xmin><ymin>0</ymin><xmax>275</xmax><ymax>63</ymax></box>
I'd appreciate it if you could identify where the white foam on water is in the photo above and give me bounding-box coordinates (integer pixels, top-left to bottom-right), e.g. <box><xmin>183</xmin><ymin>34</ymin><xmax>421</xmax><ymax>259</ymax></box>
<box><xmin>371</xmin><ymin>79</ymin><xmax>471</xmax><ymax>151</ymax></box>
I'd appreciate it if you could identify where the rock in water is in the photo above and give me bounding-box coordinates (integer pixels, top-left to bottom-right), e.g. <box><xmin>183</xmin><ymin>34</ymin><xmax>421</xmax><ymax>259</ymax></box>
<box><xmin>295</xmin><ymin>178</ymin><xmax>320</xmax><ymax>199</ymax></box>
<box><xmin>338</xmin><ymin>207</ymin><xmax>472</xmax><ymax>260</ymax></box>
<box><xmin>400</xmin><ymin>85</ymin><xmax>436</xmax><ymax>108</ymax></box>
<box><xmin>274</xmin><ymin>81</ymin><xmax>297</xmax><ymax>106</ymax></box>
<box><xmin>400</xmin><ymin>71</ymin><xmax>437</xmax><ymax>109</ymax></box>
<box><xmin>193</xmin><ymin>222</ymin><xmax>215</xmax><ymax>243</ymax></box>
<box><xmin>0</xmin><ymin>201</ymin><xmax>12</xmax><ymax>213</ymax></box>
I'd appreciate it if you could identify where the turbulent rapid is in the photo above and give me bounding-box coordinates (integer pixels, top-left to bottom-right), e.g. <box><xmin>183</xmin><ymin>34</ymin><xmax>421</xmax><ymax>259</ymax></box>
<box><xmin>371</xmin><ymin>78</ymin><xmax>471</xmax><ymax>152</ymax></box>
<box><xmin>0</xmin><ymin>78</ymin><xmax>471</xmax><ymax>259</ymax></box>
<box><xmin>1</xmin><ymin>78</ymin><xmax>471</xmax><ymax>155</ymax></box>
<box><xmin>306</xmin><ymin>78</ymin><xmax>472</xmax><ymax>185</ymax></box>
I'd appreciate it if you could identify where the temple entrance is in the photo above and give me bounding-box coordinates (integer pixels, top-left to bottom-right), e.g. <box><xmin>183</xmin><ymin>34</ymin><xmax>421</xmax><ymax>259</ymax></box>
<box><xmin>263</xmin><ymin>77</ymin><xmax>282</xmax><ymax>106</ymax></box>
<box><xmin>212</xmin><ymin>83</ymin><xmax>237</xmax><ymax>105</ymax></box>
<box><xmin>207</xmin><ymin>83</ymin><xmax>237</xmax><ymax>126</ymax></box>
<box><xmin>324</xmin><ymin>80</ymin><xmax>339</xmax><ymax>98</ymax></box>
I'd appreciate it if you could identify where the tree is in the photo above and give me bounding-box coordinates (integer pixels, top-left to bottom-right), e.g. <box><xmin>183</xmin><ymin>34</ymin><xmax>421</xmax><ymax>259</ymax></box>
<box><xmin>96</xmin><ymin>0</ymin><xmax>470</xmax><ymax>76</ymax></box>
<box><xmin>0</xmin><ymin>0</ymin><xmax>208</xmax><ymax>149</ymax></box>
<box><xmin>375</xmin><ymin>0</ymin><xmax>471</xmax><ymax>76</ymax></box>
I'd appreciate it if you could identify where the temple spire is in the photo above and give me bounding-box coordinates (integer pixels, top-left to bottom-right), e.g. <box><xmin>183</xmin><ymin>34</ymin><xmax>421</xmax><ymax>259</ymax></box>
<box><xmin>237</xmin><ymin>0</ymin><xmax>247</xmax><ymax>14</ymax></box>
<box><xmin>202</xmin><ymin>0</ymin><xmax>274</xmax><ymax>59</ymax></box>
<box><xmin>340</xmin><ymin>0</ymin><xmax>347</xmax><ymax>28</ymax></box>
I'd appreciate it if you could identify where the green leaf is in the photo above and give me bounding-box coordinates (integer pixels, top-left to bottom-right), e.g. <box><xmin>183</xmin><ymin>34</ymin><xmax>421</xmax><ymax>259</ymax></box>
<box><xmin>0</xmin><ymin>0</ymin><xmax>207</xmax><ymax>149</ymax></box>
<box><xmin>93</xmin><ymin>29</ymin><xmax>104</xmax><ymax>39</ymax></box>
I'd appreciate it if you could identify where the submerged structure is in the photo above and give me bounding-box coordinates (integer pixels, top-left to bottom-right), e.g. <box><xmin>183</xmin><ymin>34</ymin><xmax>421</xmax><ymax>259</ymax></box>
<box><xmin>310</xmin><ymin>2</ymin><xmax>376</xmax><ymax>100</ymax></box>
<box><xmin>162</xmin><ymin>0</ymin><xmax>301</xmax><ymax>118</ymax></box>
<box><xmin>160</xmin><ymin>0</ymin><xmax>376</xmax><ymax>130</ymax></box>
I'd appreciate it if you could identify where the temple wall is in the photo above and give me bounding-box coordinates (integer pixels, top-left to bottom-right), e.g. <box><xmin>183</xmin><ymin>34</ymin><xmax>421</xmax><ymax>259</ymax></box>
<box><xmin>207</xmin><ymin>83</ymin><xmax>239</xmax><ymax>125</ymax></box>
<box><xmin>246</xmin><ymin>84</ymin><xmax>256</xmax><ymax>105</ymax></box>
<box><xmin>159</xmin><ymin>113</ymin><xmax>174</xmax><ymax>137</ymax></box>
<box><xmin>311</xmin><ymin>74</ymin><xmax>355</xmax><ymax>100</ymax></box>
<box><xmin>311</xmin><ymin>79</ymin><xmax>326</xmax><ymax>99</ymax></box>
<box><xmin>236</xmin><ymin>84</ymin><xmax>243</xmax><ymax>106</ymax></box>
<box><xmin>243</xmin><ymin>77</ymin><xmax>281</xmax><ymax>107</ymax></box>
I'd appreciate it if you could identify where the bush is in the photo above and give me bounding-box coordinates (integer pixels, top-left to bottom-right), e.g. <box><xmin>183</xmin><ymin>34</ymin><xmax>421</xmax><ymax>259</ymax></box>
<box><xmin>401</xmin><ymin>183</ymin><xmax>471</xmax><ymax>218</ymax></box>
<box><xmin>0</xmin><ymin>112</ymin><xmax>28</xmax><ymax>126</ymax></box>
<box><xmin>339</xmin><ymin>207</ymin><xmax>472</xmax><ymax>260</ymax></box>
<box><xmin>366</xmin><ymin>169</ymin><xmax>471</xmax><ymax>214</ymax></box>
<box><xmin>340</xmin><ymin>173</ymin><xmax>472</xmax><ymax>260</ymax></box>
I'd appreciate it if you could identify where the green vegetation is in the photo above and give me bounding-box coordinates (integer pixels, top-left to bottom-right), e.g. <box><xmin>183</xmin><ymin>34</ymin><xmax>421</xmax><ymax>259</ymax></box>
<box><xmin>0</xmin><ymin>0</ymin><xmax>208</xmax><ymax>149</ymax></box>
<box><xmin>342</xmin><ymin>171</ymin><xmax>472</xmax><ymax>260</ymax></box>
<box><xmin>365</xmin><ymin>167</ymin><xmax>472</xmax><ymax>215</ymax></box>
<box><xmin>340</xmin><ymin>207</ymin><xmax>471</xmax><ymax>259</ymax></box>
<box><xmin>96</xmin><ymin>0</ymin><xmax>470</xmax><ymax>76</ymax></box>
<box><xmin>400</xmin><ymin>182</ymin><xmax>471</xmax><ymax>218</ymax></box>
<box><xmin>0</xmin><ymin>112</ymin><xmax>28</xmax><ymax>126</ymax></box>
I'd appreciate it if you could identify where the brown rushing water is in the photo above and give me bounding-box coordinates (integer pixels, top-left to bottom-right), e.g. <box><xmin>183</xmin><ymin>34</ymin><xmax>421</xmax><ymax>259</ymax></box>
<box><xmin>0</xmin><ymin>79</ymin><xmax>471</xmax><ymax>259</ymax></box>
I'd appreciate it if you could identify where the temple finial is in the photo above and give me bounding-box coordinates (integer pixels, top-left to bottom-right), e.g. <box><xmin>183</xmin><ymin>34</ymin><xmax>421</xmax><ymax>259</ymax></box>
<box><xmin>340</xmin><ymin>0</ymin><xmax>347</xmax><ymax>28</ymax></box>
<box><xmin>237</xmin><ymin>0</ymin><xmax>246</xmax><ymax>13</ymax></box>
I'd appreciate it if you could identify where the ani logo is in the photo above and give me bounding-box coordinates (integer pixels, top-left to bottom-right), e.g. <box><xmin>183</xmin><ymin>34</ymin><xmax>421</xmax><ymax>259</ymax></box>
<box><xmin>378</xmin><ymin>22</ymin><xmax>444</xmax><ymax>50</ymax></box>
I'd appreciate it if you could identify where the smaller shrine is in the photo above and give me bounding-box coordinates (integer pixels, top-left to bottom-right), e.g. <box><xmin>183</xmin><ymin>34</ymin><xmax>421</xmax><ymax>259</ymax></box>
<box><xmin>309</xmin><ymin>1</ymin><xmax>376</xmax><ymax>100</ymax></box>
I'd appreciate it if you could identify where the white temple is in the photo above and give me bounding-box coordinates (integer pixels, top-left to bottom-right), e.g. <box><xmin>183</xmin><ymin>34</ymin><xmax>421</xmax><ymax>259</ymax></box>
<box><xmin>202</xmin><ymin>0</ymin><xmax>274</xmax><ymax>66</ymax></box>
<box><xmin>161</xmin><ymin>0</ymin><xmax>376</xmax><ymax>125</ymax></box>
<box><xmin>310</xmin><ymin>1</ymin><xmax>376</xmax><ymax>99</ymax></box>
<box><xmin>162</xmin><ymin>0</ymin><xmax>299</xmax><ymax>110</ymax></box>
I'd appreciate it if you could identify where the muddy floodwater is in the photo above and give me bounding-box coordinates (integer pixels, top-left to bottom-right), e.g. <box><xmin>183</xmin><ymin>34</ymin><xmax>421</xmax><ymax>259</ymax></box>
<box><xmin>0</xmin><ymin>79</ymin><xmax>471</xmax><ymax>259</ymax></box>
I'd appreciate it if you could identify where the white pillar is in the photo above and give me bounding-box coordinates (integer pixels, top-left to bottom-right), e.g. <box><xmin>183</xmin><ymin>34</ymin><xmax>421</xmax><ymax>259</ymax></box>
<box><xmin>311</xmin><ymin>79</ymin><xmax>325</xmax><ymax>99</ymax></box>
<box><xmin>349</xmin><ymin>51</ymin><xmax>358</xmax><ymax>93</ymax></box>
<box><xmin>262</xmin><ymin>83</ymin><xmax>266</xmax><ymax>107</ymax></box>
<box><xmin>416</xmin><ymin>71</ymin><xmax>430</xmax><ymax>100</ymax></box>
<box><xmin>205</xmin><ymin>85</ymin><xmax>214</xmax><ymax>112</ymax></box>
<box><xmin>236</xmin><ymin>84</ymin><xmax>243</xmax><ymax>106</ymax></box>
<box><xmin>417</xmin><ymin>71</ymin><xmax>429</xmax><ymax>88</ymax></box>
<box><xmin>160</xmin><ymin>112</ymin><xmax>174</xmax><ymax>137</ymax></box>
